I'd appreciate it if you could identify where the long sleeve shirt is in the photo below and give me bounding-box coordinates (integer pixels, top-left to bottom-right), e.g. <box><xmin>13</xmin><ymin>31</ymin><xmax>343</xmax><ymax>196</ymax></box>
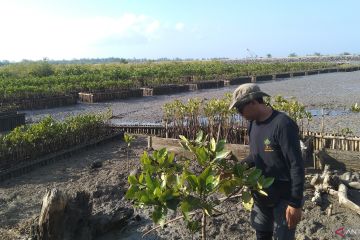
<box><xmin>244</xmin><ymin>110</ymin><xmax>305</xmax><ymax>208</ymax></box>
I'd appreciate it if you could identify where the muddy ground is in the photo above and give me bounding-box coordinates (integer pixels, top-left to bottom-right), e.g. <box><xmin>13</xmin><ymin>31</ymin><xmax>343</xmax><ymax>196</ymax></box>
<box><xmin>0</xmin><ymin>136</ymin><xmax>359</xmax><ymax>240</ymax></box>
<box><xmin>1</xmin><ymin>71</ymin><xmax>360</xmax><ymax>239</ymax></box>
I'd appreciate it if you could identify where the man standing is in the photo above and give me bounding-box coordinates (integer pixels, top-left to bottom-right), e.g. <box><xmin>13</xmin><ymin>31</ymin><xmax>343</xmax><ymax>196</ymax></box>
<box><xmin>229</xmin><ymin>83</ymin><xmax>304</xmax><ymax>240</ymax></box>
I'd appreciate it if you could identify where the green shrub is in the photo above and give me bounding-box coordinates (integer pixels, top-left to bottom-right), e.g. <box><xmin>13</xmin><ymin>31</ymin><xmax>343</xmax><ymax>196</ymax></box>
<box><xmin>126</xmin><ymin>131</ymin><xmax>274</xmax><ymax>239</ymax></box>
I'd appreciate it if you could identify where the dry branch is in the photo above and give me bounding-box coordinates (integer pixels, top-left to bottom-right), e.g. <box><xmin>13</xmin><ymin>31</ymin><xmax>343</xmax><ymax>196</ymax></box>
<box><xmin>310</xmin><ymin>165</ymin><xmax>360</xmax><ymax>215</ymax></box>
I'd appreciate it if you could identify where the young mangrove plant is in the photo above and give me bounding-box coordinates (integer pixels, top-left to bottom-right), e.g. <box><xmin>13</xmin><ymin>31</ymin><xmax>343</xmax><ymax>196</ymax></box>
<box><xmin>265</xmin><ymin>95</ymin><xmax>312</xmax><ymax>132</ymax></box>
<box><xmin>124</xmin><ymin>132</ymin><xmax>136</xmax><ymax>172</ymax></box>
<box><xmin>162</xmin><ymin>94</ymin><xmax>311</xmax><ymax>144</ymax></box>
<box><xmin>350</xmin><ymin>103</ymin><xmax>360</xmax><ymax>113</ymax></box>
<box><xmin>126</xmin><ymin>131</ymin><xmax>274</xmax><ymax>239</ymax></box>
<box><xmin>0</xmin><ymin>112</ymin><xmax>112</xmax><ymax>170</ymax></box>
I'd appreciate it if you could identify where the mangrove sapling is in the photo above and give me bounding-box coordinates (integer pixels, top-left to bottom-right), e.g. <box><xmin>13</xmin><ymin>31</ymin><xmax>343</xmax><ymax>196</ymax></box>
<box><xmin>350</xmin><ymin>103</ymin><xmax>360</xmax><ymax>113</ymax></box>
<box><xmin>126</xmin><ymin>130</ymin><xmax>274</xmax><ymax>239</ymax></box>
<box><xmin>265</xmin><ymin>95</ymin><xmax>312</xmax><ymax>132</ymax></box>
<box><xmin>0</xmin><ymin>61</ymin><xmax>339</xmax><ymax>103</ymax></box>
<box><xmin>163</xmin><ymin>94</ymin><xmax>241</xmax><ymax>142</ymax></box>
<box><xmin>0</xmin><ymin>112</ymin><xmax>110</xmax><ymax>166</ymax></box>
<box><xmin>124</xmin><ymin>132</ymin><xmax>136</xmax><ymax>172</ymax></box>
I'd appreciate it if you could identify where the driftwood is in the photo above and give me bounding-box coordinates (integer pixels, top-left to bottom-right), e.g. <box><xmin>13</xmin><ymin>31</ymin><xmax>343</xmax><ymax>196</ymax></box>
<box><xmin>32</xmin><ymin>189</ymin><xmax>92</xmax><ymax>240</ymax></box>
<box><xmin>337</xmin><ymin>184</ymin><xmax>360</xmax><ymax>215</ymax></box>
<box><xmin>339</xmin><ymin>172</ymin><xmax>360</xmax><ymax>190</ymax></box>
<box><xmin>310</xmin><ymin>165</ymin><xmax>360</xmax><ymax>215</ymax></box>
<box><xmin>314</xmin><ymin>148</ymin><xmax>346</xmax><ymax>171</ymax></box>
<box><xmin>31</xmin><ymin>188</ymin><xmax>134</xmax><ymax>240</ymax></box>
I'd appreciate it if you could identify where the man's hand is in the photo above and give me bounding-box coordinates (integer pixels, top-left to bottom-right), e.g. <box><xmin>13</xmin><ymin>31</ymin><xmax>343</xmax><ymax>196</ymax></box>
<box><xmin>285</xmin><ymin>205</ymin><xmax>302</xmax><ymax>229</ymax></box>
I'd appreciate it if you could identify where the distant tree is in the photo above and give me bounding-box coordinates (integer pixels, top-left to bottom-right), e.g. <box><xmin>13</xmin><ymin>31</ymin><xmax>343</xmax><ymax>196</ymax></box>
<box><xmin>341</xmin><ymin>52</ymin><xmax>351</xmax><ymax>56</ymax></box>
<box><xmin>119</xmin><ymin>58</ymin><xmax>128</xmax><ymax>64</ymax></box>
<box><xmin>266</xmin><ymin>54</ymin><xmax>272</xmax><ymax>58</ymax></box>
<box><xmin>288</xmin><ymin>53</ymin><xmax>297</xmax><ymax>57</ymax></box>
<box><xmin>29</xmin><ymin>60</ymin><xmax>54</xmax><ymax>77</ymax></box>
<box><xmin>0</xmin><ymin>60</ymin><xmax>10</xmax><ymax>66</ymax></box>
<box><xmin>313</xmin><ymin>52</ymin><xmax>321</xmax><ymax>56</ymax></box>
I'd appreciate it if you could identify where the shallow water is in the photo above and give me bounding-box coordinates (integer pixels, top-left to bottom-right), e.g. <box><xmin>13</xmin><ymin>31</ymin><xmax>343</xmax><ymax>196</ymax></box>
<box><xmin>308</xmin><ymin>108</ymin><xmax>349</xmax><ymax>117</ymax></box>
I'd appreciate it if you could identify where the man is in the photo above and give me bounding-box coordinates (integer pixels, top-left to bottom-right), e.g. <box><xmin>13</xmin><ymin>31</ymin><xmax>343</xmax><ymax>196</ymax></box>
<box><xmin>229</xmin><ymin>83</ymin><xmax>304</xmax><ymax>240</ymax></box>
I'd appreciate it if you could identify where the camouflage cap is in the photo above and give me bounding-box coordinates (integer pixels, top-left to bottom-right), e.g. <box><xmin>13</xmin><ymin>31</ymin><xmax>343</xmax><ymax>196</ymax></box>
<box><xmin>229</xmin><ymin>83</ymin><xmax>270</xmax><ymax>110</ymax></box>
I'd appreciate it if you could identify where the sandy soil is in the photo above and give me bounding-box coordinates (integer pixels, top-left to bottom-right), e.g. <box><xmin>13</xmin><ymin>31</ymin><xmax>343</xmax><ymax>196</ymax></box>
<box><xmin>0</xmin><ymin>136</ymin><xmax>359</xmax><ymax>240</ymax></box>
<box><xmin>22</xmin><ymin>71</ymin><xmax>360</xmax><ymax>135</ymax></box>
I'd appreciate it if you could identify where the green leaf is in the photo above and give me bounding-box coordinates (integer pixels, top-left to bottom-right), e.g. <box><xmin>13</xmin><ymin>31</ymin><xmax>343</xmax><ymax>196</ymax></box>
<box><xmin>233</xmin><ymin>176</ymin><xmax>243</xmax><ymax>186</ymax></box>
<box><xmin>212</xmin><ymin>175</ymin><xmax>220</xmax><ymax>188</ymax></box>
<box><xmin>186</xmin><ymin>220</ymin><xmax>201</xmax><ymax>233</ymax></box>
<box><xmin>204</xmin><ymin>208</ymin><xmax>211</xmax><ymax>216</ymax></box>
<box><xmin>186</xmin><ymin>174</ymin><xmax>199</xmax><ymax>191</ymax></box>
<box><xmin>241</xmin><ymin>191</ymin><xmax>254</xmax><ymax>211</ymax></box>
<box><xmin>124</xmin><ymin>133</ymin><xmax>135</xmax><ymax>145</ymax></box>
<box><xmin>140</xmin><ymin>151</ymin><xmax>151</xmax><ymax>165</ymax></box>
<box><xmin>241</xmin><ymin>191</ymin><xmax>252</xmax><ymax>202</ymax></box>
<box><xmin>139</xmin><ymin>192</ymin><xmax>151</xmax><ymax>203</ymax></box>
<box><xmin>233</xmin><ymin>163</ymin><xmax>246</xmax><ymax>177</ymax></box>
<box><xmin>181</xmin><ymin>196</ymin><xmax>202</xmax><ymax>219</ymax></box>
<box><xmin>165</xmin><ymin>197</ymin><xmax>180</xmax><ymax>211</ymax></box>
<box><xmin>195</xmin><ymin>130</ymin><xmax>204</xmax><ymax>143</ymax></box>
<box><xmin>262</xmin><ymin>177</ymin><xmax>274</xmax><ymax>188</ymax></box>
<box><xmin>153</xmin><ymin>187</ymin><xmax>162</xmax><ymax>197</ymax></box>
<box><xmin>199</xmin><ymin>166</ymin><xmax>212</xmax><ymax>182</ymax></box>
<box><xmin>219</xmin><ymin>179</ymin><xmax>237</xmax><ymax>196</ymax></box>
<box><xmin>210</xmin><ymin>137</ymin><xmax>216</xmax><ymax>152</ymax></box>
<box><xmin>242</xmin><ymin>197</ymin><xmax>254</xmax><ymax>211</ymax></box>
<box><xmin>195</xmin><ymin>147</ymin><xmax>209</xmax><ymax>165</ymax></box>
<box><xmin>205</xmin><ymin>175</ymin><xmax>214</xmax><ymax>186</ymax></box>
<box><xmin>179</xmin><ymin>135</ymin><xmax>192</xmax><ymax>151</ymax></box>
<box><xmin>152</xmin><ymin>206</ymin><xmax>167</xmax><ymax>226</ymax></box>
<box><xmin>125</xmin><ymin>185</ymin><xmax>139</xmax><ymax>199</ymax></box>
<box><xmin>205</xmin><ymin>174</ymin><xmax>220</xmax><ymax>192</ymax></box>
<box><xmin>248</xmin><ymin>168</ymin><xmax>262</xmax><ymax>183</ymax></box>
<box><xmin>215</xmin><ymin>139</ymin><xmax>226</xmax><ymax>152</ymax></box>
<box><xmin>258</xmin><ymin>189</ymin><xmax>268</xmax><ymax>196</ymax></box>
<box><xmin>199</xmin><ymin>166</ymin><xmax>212</xmax><ymax>192</ymax></box>
<box><xmin>161</xmin><ymin>173</ymin><xmax>167</xmax><ymax>188</ymax></box>
<box><xmin>138</xmin><ymin>173</ymin><xmax>144</xmax><ymax>183</ymax></box>
<box><xmin>128</xmin><ymin>175</ymin><xmax>138</xmax><ymax>185</ymax></box>
<box><xmin>157</xmin><ymin>148</ymin><xmax>168</xmax><ymax>164</ymax></box>
<box><xmin>166</xmin><ymin>174</ymin><xmax>177</xmax><ymax>187</ymax></box>
<box><xmin>179</xmin><ymin>135</ymin><xmax>189</xmax><ymax>143</ymax></box>
<box><xmin>257</xmin><ymin>175</ymin><xmax>264</xmax><ymax>189</ymax></box>
<box><xmin>166</xmin><ymin>152</ymin><xmax>175</xmax><ymax>164</ymax></box>
<box><xmin>145</xmin><ymin>174</ymin><xmax>155</xmax><ymax>190</ymax></box>
<box><xmin>215</xmin><ymin>150</ymin><xmax>231</xmax><ymax>160</ymax></box>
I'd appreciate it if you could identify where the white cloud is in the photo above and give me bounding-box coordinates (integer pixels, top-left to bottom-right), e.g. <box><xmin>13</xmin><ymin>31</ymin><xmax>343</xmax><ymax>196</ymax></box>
<box><xmin>0</xmin><ymin>3</ymin><xmax>162</xmax><ymax>60</ymax></box>
<box><xmin>146</xmin><ymin>20</ymin><xmax>160</xmax><ymax>34</ymax></box>
<box><xmin>175</xmin><ymin>22</ymin><xmax>185</xmax><ymax>31</ymax></box>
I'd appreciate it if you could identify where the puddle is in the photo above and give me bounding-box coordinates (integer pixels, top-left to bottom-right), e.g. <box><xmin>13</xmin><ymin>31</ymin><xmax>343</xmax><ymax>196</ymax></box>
<box><xmin>308</xmin><ymin>109</ymin><xmax>349</xmax><ymax>117</ymax></box>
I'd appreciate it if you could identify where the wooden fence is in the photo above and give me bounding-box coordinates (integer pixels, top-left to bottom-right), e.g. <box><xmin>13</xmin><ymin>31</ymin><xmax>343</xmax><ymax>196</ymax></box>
<box><xmin>113</xmin><ymin>125</ymin><xmax>360</xmax><ymax>152</ymax></box>
<box><xmin>0</xmin><ymin>112</ymin><xmax>26</xmax><ymax>132</ymax></box>
<box><xmin>302</xmin><ymin>131</ymin><xmax>360</xmax><ymax>152</ymax></box>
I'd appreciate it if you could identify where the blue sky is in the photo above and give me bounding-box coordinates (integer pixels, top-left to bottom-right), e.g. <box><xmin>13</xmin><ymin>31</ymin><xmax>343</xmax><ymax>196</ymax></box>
<box><xmin>0</xmin><ymin>0</ymin><xmax>359</xmax><ymax>61</ymax></box>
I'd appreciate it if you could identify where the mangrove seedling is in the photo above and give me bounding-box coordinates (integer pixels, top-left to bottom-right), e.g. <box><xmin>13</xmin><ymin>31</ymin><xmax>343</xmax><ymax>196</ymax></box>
<box><xmin>126</xmin><ymin>130</ymin><xmax>274</xmax><ymax>240</ymax></box>
<box><xmin>124</xmin><ymin>132</ymin><xmax>136</xmax><ymax>172</ymax></box>
<box><xmin>350</xmin><ymin>103</ymin><xmax>360</xmax><ymax>113</ymax></box>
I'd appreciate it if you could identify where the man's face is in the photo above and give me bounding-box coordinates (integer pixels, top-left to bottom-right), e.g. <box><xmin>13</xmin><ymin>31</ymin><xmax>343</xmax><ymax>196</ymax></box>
<box><xmin>236</xmin><ymin>101</ymin><xmax>257</xmax><ymax>120</ymax></box>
